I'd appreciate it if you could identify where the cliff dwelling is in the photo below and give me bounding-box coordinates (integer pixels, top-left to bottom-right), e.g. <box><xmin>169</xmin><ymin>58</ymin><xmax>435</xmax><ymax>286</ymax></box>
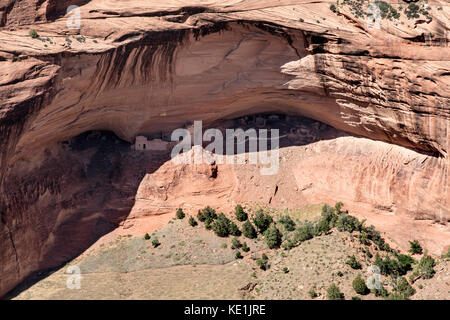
<box><xmin>0</xmin><ymin>0</ymin><xmax>448</xmax><ymax>301</ymax></box>
<box><xmin>134</xmin><ymin>136</ymin><xmax>169</xmax><ymax>151</ymax></box>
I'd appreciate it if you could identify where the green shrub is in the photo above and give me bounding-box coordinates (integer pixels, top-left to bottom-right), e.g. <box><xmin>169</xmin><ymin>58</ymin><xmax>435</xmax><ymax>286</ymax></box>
<box><xmin>374</xmin><ymin>253</ymin><xmax>414</xmax><ymax>276</ymax></box>
<box><xmin>360</xmin><ymin>225</ymin><xmax>389</xmax><ymax>250</ymax></box>
<box><xmin>395</xmin><ymin>277</ymin><xmax>415</xmax><ymax>298</ymax></box>
<box><xmin>231</xmin><ymin>237</ymin><xmax>242</xmax><ymax>249</ymax></box>
<box><xmin>327</xmin><ymin>283</ymin><xmax>344</xmax><ymax>300</ymax></box>
<box><xmin>256</xmin><ymin>253</ymin><xmax>269</xmax><ymax>270</ymax></box>
<box><xmin>330</xmin><ymin>4</ymin><xmax>337</xmax><ymax>13</ymax></box>
<box><xmin>242</xmin><ymin>221</ymin><xmax>257</xmax><ymax>239</ymax></box>
<box><xmin>253</xmin><ymin>210</ymin><xmax>273</xmax><ymax>233</ymax></box>
<box><xmin>417</xmin><ymin>254</ymin><xmax>435</xmax><ymax>279</ymax></box>
<box><xmin>405</xmin><ymin>3</ymin><xmax>420</xmax><ymax>19</ymax></box>
<box><xmin>197</xmin><ymin>209</ymin><xmax>206</xmax><ymax>222</ymax></box>
<box><xmin>346</xmin><ymin>255</ymin><xmax>362</xmax><ymax>269</ymax></box>
<box><xmin>29</xmin><ymin>29</ymin><xmax>39</xmax><ymax>39</ymax></box>
<box><xmin>352</xmin><ymin>273</ymin><xmax>369</xmax><ymax>295</ymax></box>
<box><xmin>235</xmin><ymin>204</ymin><xmax>248</xmax><ymax>221</ymax></box>
<box><xmin>373</xmin><ymin>286</ymin><xmax>388</xmax><ymax>298</ymax></box>
<box><xmin>197</xmin><ymin>206</ymin><xmax>217</xmax><ymax>222</ymax></box>
<box><xmin>188</xmin><ymin>216</ymin><xmax>198</xmax><ymax>227</ymax></box>
<box><xmin>395</xmin><ymin>253</ymin><xmax>415</xmax><ymax>275</ymax></box>
<box><xmin>376</xmin><ymin>1</ymin><xmax>400</xmax><ymax>20</ymax></box>
<box><xmin>263</xmin><ymin>225</ymin><xmax>282</xmax><ymax>249</ymax></box>
<box><xmin>242</xmin><ymin>242</ymin><xmax>250</xmax><ymax>252</ymax></box>
<box><xmin>75</xmin><ymin>35</ymin><xmax>86</xmax><ymax>43</ymax></box>
<box><xmin>359</xmin><ymin>231</ymin><xmax>370</xmax><ymax>245</ymax></box>
<box><xmin>314</xmin><ymin>218</ymin><xmax>330</xmax><ymax>235</ymax></box>
<box><xmin>281</xmin><ymin>239</ymin><xmax>295</xmax><ymax>251</ymax></box>
<box><xmin>362</xmin><ymin>248</ymin><xmax>373</xmax><ymax>258</ymax></box>
<box><xmin>293</xmin><ymin>222</ymin><xmax>314</xmax><ymax>243</ymax></box>
<box><xmin>321</xmin><ymin>204</ymin><xmax>338</xmax><ymax>225</ymax></box>
<box><xmin>235</xmin><ymin>251</ymin><xmax>243</xmax><ymax>259</ymax></box>
<box><xmin>308</xmin><ymin>288</ymin><xmax>317</xmax><ymax>298</ymax></box>
<box><xmin>409</xmin><ymin>240</ymin><xmax>423</xmax><ymax>254</ymax></box>
<box><xmin>144</xmin><ymin>233</ymin><xmax>150</xmax><ymax>240</ymax></box>
<box><xmin>229</xmin><ymin>222</ymin><xmax>241</xmax><ymax>236</ymax></box>
<box><xmin>212</xmin><ymin>213</ymin><xmax>232</xmax><ymax>237</ymax></box>
<box><xmin>205</xmin><ymin>219</ymin><xmax>213</xmax><ymax>230</ymax></box>
<box><xmin>282</xmin><ymin>267</ymin><xmax>289</xmax><ymax>274</ymax></box>
<box><xmin>176</xmin><ymin>208</ymin><xmax>185</xmax><ymax>219</ymax></box>
<box><xmin>334</xmin><ymin>201</ymin><xmax>344</xmax><ymax>213</ymax></box>
<box><xmin>351</xmin><ymin>296</ymin><xmax>362</xmax><ymax>300</ymax></box>
<box><xmin>152</xmin><ymin>238</ymin><xmax>160</xmax><ymax>248</ymax></box>
<box><xmin>374</xmin><ymin>254</ymin><xmax>398</xmax><ymax>275</ymax></box>
<box><xmin>278</xmin><ymin>215</ymin><xmax>296</xmax><ymax>231</ymax></box>
<box><xmin>335</xmin><ymin>213</ymin><xmax>362</xmax><ymax>233</ymax></box>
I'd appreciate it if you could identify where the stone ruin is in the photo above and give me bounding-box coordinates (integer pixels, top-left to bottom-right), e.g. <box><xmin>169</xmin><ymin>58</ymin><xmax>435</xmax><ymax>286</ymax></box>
<box><xmin>133</xmin><ymin>135</ymin><xmax>169</xmax><ymax>151</ymax></box>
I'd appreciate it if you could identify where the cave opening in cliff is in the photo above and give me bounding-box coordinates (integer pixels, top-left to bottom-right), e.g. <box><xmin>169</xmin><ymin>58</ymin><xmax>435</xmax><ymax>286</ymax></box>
<box><xmin>3</xmin><ymin>112</ymin><xmax>354</xmax><ymax>296</ymax></box>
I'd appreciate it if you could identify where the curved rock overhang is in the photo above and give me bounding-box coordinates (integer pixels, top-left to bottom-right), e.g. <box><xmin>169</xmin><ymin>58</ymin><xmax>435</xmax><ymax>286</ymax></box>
<box><xmin>0</xmin><ymin>1</ymin><xmax>449</xmax><ymax>297</ymax></box>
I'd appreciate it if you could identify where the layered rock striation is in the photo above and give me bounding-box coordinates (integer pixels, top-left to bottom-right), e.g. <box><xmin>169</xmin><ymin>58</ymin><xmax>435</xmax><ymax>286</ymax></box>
<box><xmin>0</xmin><ymin>0</ymin><xmax>449</xmax><ymax>296</ymax></box>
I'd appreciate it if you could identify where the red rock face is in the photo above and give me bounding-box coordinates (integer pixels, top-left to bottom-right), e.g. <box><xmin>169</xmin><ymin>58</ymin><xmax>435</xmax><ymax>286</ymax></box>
<box><xmin>0</xmin><ymin>0</ymin><xmax>90</xmax><ymax>27</ymax></box>
<box><xmin>0</xmin><ymin>1</ymin><xmax>449</xmax><ymax>296</ymax></box>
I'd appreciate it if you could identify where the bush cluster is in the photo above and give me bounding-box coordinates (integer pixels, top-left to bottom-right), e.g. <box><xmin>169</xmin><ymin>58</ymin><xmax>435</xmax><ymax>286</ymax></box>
<box><xmin>278</xmin><ymin>215</ymin><xmax>296</xmax><ymax>231</ymax></box>
<box><xmin>346</xmin><ymin>255</ymin><xmax>362</xmax><ymax>270</ymax></box>
<box><xmin>359</xmin><ymin>224</ymin><xmax>390</xmax><ymax>251</ymax></box>
<box><xmin>373</xmin><ymin>253</ymin><xmax>415</xmax><ymax>276</ymax></box>
<box><xmin>231</xmin><ymin>237</ymin><xmax>242</xmax><ymax>249</ymax></box>
<box><xmin>197</xmin><ymin>206</ymin><xmax>217</xmax><ymax>229</ymax></box>
<box><xmin>235</xmin><ymin>205</ymin><xmax>248</xmax><ymax>222</ymax></box>
<box><xmin>263</xmin><ymin>225</ymin><xmax>282</xmax><ymax>249</ymax></box>
<box><xmin>176</xmin><ymin>208</ymin><xmax>185</xmax><ymax>219</ymax></box>
<box><xmin>253</xmin><ymin>210</ymin><xmax>273</xmax><ymax>233</ymax></box>
<box><xmin>352</xmin><ymin>273</ymin><xmax>369</xmax><ymax>295</ymax></box>
<box><xmin>188</xmin><ymin>216</ymin><xmax>198</xmax><ymax>227</ymax></box>
<box><xmin>29</xmin><ymin>29</ymin><xmax>39</xmax><ymax>38</ymax></box>
<box><xmin>293</xmin><ymin>222</ymin><xmax>314</xmax><ymax>242</ymax></box>
<box><xmin>376</xmin><ymin>1</ymin><xmax>400</xmax><ymax>20</ymax></box>
<box><xmin>211</xmin><ymin>213</ymin><xmax>240</xmax><ymax>237</ymax></box>
<box><xmin>152</xmin><ymin>237</ymin><xmax>160</xmax><ymax>248</ymax></box>
<box><xmin>197</xmin><ymin>206</ymin><xmax>217</xmax><ymax>222</ymax></box>
<box><xmin>334</xmin><ymin>0</ymin><xmax>433</xmax><ymax>22</ymax></box>
<box><xmin>327</xmin><ymin>283</ymin><xmax>344</xmax><ymax>300</ymax></box>
<box><xmin>416</xmin><ymin>254</ymin><xmax>436</xmax><ymax>279</ymax></box>
<box><xmin>257</xmin><ymin>253</ymin><xmax>270</xmax><ymax>270</ymax></box>
<box><xmin>409</xmin><ymin>240</ymin><xmax>423</xmax><ymax>254</ymax></box>
<box><xmin>394</xmin><ymin>277</ymin><xmax>415</xmax><ymax>299</ymax></box>
<box><xmin>329</xmin><ymin>4</ymin><xmax>338</xmax><ymax>13</ymax></box>
<box><xmin>242</xmin><ymin>221</ymin><xmax>257</xmax><ymax>239</ymax></box>
<box><xmin>405</xmin><ymin>3</ymin><xmax>420</xmax><ymax>19</ymax></box>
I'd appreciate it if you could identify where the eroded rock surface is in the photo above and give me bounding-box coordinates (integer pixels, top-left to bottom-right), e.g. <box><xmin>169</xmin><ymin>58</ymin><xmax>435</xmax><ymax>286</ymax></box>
<box><xmin>0</xmin><ymin>0</ymin><xmax>449</xmax><ymax>296</ymax></box>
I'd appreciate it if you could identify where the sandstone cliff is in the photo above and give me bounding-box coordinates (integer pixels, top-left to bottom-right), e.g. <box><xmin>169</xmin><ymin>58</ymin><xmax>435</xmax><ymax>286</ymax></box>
<box><xmin>0</xmin><ymin>0</ymin><xmax>449</xmax><ymax>297</ymax></box>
